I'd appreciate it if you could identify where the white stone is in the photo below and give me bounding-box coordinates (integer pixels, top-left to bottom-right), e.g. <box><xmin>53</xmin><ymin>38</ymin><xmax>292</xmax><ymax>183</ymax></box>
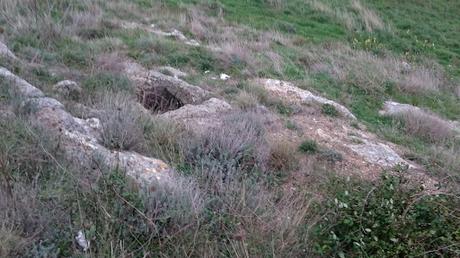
<box><xmin>220</xmin><ymin>73</ymin><xmax>231</xmax><ymax>80</ymax></box>
<box><xmin>75</xmin><ymin>230</ymin><xmax>90</xmax><ymax>252</ymax></box>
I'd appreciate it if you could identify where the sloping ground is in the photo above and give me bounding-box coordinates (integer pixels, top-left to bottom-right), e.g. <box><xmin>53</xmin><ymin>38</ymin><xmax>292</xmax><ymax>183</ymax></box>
<box><xmin>0</xmin><ymin>39</ymin><xmax>436</xmax><ymax>186</ymax></box>
<box><xmin>1</xmin><ymin>0</ymin><xmax>459</xmax><ymax>256</ymax></box>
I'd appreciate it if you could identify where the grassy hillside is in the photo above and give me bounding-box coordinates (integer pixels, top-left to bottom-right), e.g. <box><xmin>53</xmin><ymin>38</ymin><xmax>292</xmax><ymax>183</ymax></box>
<box><xmin>1</xmin><ymin>0</ymin><xmax>459</xmax><ymax>257</ymax></box>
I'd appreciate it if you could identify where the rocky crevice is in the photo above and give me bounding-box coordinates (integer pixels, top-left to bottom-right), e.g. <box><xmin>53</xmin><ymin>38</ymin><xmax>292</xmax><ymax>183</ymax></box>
<box><xmin>122</xmin><ymin>61</ymin><xmax>210</xmax><ymax>113</ymax></box>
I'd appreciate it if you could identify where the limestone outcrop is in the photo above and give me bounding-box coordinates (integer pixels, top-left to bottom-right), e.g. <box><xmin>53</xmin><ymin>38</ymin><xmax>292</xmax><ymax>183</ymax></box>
<box><xmin>122</xmin><ymin>61</ymin><xmax>210</xmax><ymax>112</ymax></box>
<box><xmin>0</xmin><ymin>41</ymin><xmax>17</xmax><ymax>61</ymax></box>
<box><xmin>0</xmin><ymin>67</ymin><xmax>172</xmax><ymax>189</ymax></box>
<box><xmin>256</xmin><ymin>78</ymin><xmax>356</xmax><ymax>120</ymax></box>
<box><xmin>159</xmin><ymin>97</ymin><xmax>232</xmax><ymax>131</ymax></box>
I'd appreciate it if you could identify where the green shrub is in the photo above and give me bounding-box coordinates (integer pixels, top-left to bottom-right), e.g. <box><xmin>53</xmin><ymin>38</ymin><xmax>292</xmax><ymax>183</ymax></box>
<box><xmin>321</xmin><ymin>103</ymin><xmax>339</xmax><ymax>117</ymax></box>
<box><xmin>276</xmin><ymin>102</ymin><xmax>294</xmax><ymax>116</ymax></box>
<box><xmin>319</xmin><ymin>149</ymin><xmax>343</xmax><ymax>163</ymax></box>
<box><xmin>299</xmin><ymin>139</ymin><xmax>318</xmax><ymax>154</ymax></box>
<box><xmin>314</xmin><ymin>172</ymin><xmax>460</xmax><ymax>257</ymax></box>
<box><xmin>285</xmin><ymin>120</ymin><xmax>299</xmax><ymax>131</ymax></box>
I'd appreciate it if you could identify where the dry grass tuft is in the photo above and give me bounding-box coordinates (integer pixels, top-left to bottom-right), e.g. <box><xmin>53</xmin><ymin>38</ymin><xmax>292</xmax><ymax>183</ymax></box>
<box><xmin>350</xmin><ymin>0</ymin><xmax>385</xmax><ymax>32</ymax></box>
<box><xmin>306</xmin><ymin>0</ymin><xmax>387</xmax><ymax>32</ymax></box>
<box><xmin>96</xmin><ymin>92</ymin><xmax>147</xmax><ymax>151</ymax></box>
<box><xmin>146</xmin><ymin>175</ymin><xmax>205</xmax><ymax>230</ymax></box>
<box><xmin>234</xmin><ymin>90</ymin><xmax>259</xmax><ymax>110</ymax></box>
<box><xmin>400</xmin><ymin>67</ymin><xmax>444</xmax><ymax>93</ymax></box>
<box><xmin>144</xmin><ymin>117</ymin><xmax>186</xmax><ymax>164</ymax></box>
<box><xmin>0</xmin><ymin>0</ymin><xmax>104</xmax><ymax>45</ymax></box>
<box><xmin>184</xmin><ymin>111</ymin><xmax>269</xmax><ymax>172</ymax></box>
<box><xmin>95</xmin><ymin>52</ymin><xmax>126</xmax><ymax>73</ymax></box>
<box><xmin>268</xmin><ymin>138</ymin><xmax>299</xmax><ymax>171</ymax></box>
<box><xmin>427</xmin><ymin>144</ymin><xmax>460</xmax><ymax>178</ymax></box>
<box><xmin>397</xmin><ymin>109</ymin><xmax>455</xmax><ymax>143</ymax></box>
<box><xmin>303</xmin><ymin>43</ymin><xmax>446</xmax><ymax>94</ymax></box>
<box><xmin>0</xmin><ymin>224</ymin><xmax>26</xmax><ymax>257</ymax></box>
<box><xmin>183</xmin><ymin>7</ymin><xmax>291</xmax><ymax>75</ymax></box>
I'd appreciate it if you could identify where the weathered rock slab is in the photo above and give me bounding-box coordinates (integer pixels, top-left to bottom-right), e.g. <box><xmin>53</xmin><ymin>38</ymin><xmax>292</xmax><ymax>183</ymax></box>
<box><xmin>0</xmin><ymin>68</ymin><xmax>44</xmax><ymax>98</ymax></box>
<box><xmin>0</xmin><ymin>41</ymin><xmax>17</xmax><ymax>61</ymax></box>
<box><xmin>122</xmin><ymin>61</ymin><xmax>210</xmax><ymax>111</ymax></box>
<box><xmin>158</xmin><ymin>66</ymin><xmax>187</xmax><ymax>79</ymax></box>
<box><xmin>1</xmin><ymin>67</ymin><xmax>172</xmax><ymax>188</ymax></box>
<box><xmin>120</xmin><ymin>22</ymin><xmax>200</xmax><ymax>46</ymax></box>
<box><xmin>159</xmin><ymin>97</ymin><xmax>232</xmax><ymax>131</ymax></box>
<box><xmin>146</xmin><ymin>70</ymin><xmax>208</xmax><ymax>104</ymax></box>
<box><xmin>257</xmin><ymin>78</ymin><xmax>356</xmax><ymax>120</ymax></box>
<box><xmin>348</xmin><ymin>139</ymin><xmax>411</xmax><ymax>168</ymax></box>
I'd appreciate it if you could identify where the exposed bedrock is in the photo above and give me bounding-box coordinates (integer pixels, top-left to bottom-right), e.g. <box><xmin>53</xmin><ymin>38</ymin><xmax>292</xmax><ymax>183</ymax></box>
<box><xmin>0</xmin><ymin>67</ymin><xmax>172</xmax><ymax>189</ymax></box>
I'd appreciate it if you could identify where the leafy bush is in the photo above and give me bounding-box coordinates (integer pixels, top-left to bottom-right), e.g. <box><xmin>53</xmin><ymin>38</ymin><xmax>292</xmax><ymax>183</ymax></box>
<box><xmin>299</xmin><ymin>139</ymin><xmax>318</xmax><ymax>154</ymax></box>
<box><xmin>314</xmin><ymin>172</ymin><xmax>460</xmax><ymax>257</ymax></box>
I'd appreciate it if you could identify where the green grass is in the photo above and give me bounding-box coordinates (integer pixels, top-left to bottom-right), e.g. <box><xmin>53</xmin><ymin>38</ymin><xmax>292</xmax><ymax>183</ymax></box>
<box><xmin>159</xmin><ymin>0</ymin><xmax>460</xmax><ymax>125</ymax></box>
<box><xmin>166</xmin><ymin>0</ymin><xmax>347</xmax><ymax>42</ymax></box>
<box><xmin>117</xmin><ymin>29</ymin><xmax>218</xmax><ymax>72</ymax></box>
<box><xmin>82</xmin><ymin>72</ymin><xmax>134</xmax><ymax>99</ymax></box>
<box><xmin>321</xmin><ymin>103</ymin><xmax>339</xmax><ymax>117</ymax></box>
<box><xmin>368</xmin><ymin>0</ymin><xmax>460</xmax><ymax>73</ymax></box>
<box><xmin>164</xmin><ymin>0</ymin><xmax>459</xmax><ymax>72</ymax></box>
<box><xmin>299</xmin><ymin>139</ymin><xmax>318</xmax><ymax>154</ymax></box>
